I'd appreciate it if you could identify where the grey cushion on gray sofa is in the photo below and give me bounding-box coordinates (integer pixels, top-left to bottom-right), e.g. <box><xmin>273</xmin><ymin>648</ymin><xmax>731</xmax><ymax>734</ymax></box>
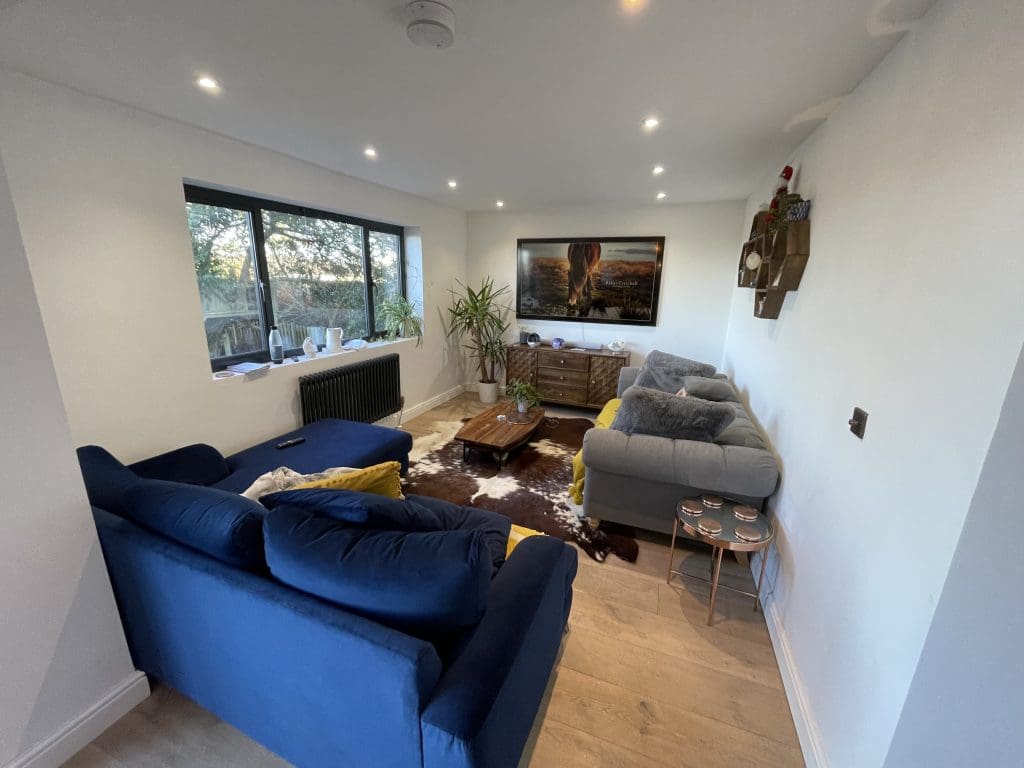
<box><xmin>715</xmin><ymin>403</ymin><xmax>768</xmax><ymax>449</ymax></box>
<box><xmin>612</xmin><ymin>385</ymin><xmax>735</xmax><ymax>442</ymax></box>
<box><xmin>634</xmin><ymin>350</ymin><xmax>716</xmax><ymax>393</ymax></box>
<box><xmin>680</xmin><ymin>376</ymin><xmax>738</xmax><ymax>403</ymax></box>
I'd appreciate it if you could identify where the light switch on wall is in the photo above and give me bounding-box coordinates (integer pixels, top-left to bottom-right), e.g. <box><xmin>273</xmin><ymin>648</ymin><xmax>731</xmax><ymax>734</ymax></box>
<box><xmin>849</xmin><ymin>407</ymin><xmax>868</xmax><ymax>439</ymax></box>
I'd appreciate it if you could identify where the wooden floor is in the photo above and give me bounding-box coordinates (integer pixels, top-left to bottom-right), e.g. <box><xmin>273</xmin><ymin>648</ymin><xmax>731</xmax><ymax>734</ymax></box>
<box><xmin>65</xmin><ymin>393</ymin><xmax>802</xmax><ymax>768</ymax></box>
<box><xmin>410</xmin><ymin>394</ymin><xmax>803</xmax><ymax>768</ymax></box>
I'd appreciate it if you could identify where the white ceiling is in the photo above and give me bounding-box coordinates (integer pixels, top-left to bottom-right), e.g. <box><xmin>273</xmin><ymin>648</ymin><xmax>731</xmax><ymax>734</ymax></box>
<box><xmin>0</xmin><ymin>0</ymin><xmax>935</xmax><ymax>210</ymax></box>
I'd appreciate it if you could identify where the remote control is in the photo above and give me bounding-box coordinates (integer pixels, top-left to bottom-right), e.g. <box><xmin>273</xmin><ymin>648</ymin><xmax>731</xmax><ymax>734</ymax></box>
<box><xmin>275</xmin><ymin>437</ymin><xmax>306</xmax><ymax>449</ymax></box>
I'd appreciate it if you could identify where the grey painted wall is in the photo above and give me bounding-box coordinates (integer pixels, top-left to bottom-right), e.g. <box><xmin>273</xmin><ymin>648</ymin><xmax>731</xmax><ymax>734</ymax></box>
<box><xmin>883</xmin><ymin>339</ymin><xmax>1024</xmax><ymax>767</ymax></box>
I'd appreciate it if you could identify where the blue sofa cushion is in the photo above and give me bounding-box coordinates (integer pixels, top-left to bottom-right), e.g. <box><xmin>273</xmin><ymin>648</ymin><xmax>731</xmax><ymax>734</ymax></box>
<box><xmin>77</xmin><ymin>445</ymin><xmax>141</xmax><ymax>515</ymax></box>
<box><xmin>264</xmin><ymin>505</ymin><xmax>491</xmax><ymax>634</ymax></box>
<box><xmin>128</xmin><ymin>443</ymin><xmax>230</xmax><ymax>486</ymax></box>
<box><xmin>123</xmin><ymin>479</ymin><xmax>266</xmax><ymax>569</ymax></box>
<box><xmin>260</xmin><ymin>489</ymin><xmax>510</xmax><ymax>574</ymax></box>
<box><xmin>213</xmin><ymin>419</ymin><xmax>414</xmax><ymax>494</ymax></box>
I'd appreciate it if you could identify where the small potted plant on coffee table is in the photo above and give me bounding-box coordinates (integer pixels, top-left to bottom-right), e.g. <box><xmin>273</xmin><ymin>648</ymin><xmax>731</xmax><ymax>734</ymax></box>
<box><xmin>506</xmin><ymin>378</ymin><xmax>541</xmax><ymax>422</ymax></box>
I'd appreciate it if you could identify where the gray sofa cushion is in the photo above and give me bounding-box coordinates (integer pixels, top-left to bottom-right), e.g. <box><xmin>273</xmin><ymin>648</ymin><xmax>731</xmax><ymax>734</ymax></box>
<box><xmin>635</xmin><ymin>350</ymin><xmax>716</xmax><ymax>393</ymax></box>
<box><xmin>612</xmin><ymin>386</ymin><xmax>735</xmax><ymax>442</ymax></box>
<box><xmin>680</xmin><ymin>376</ymin><xmax>738</xmax><ymax>403</ymax></box>
<box><xmin>715</xmin><ymin>404</ymin><xmax>768</xmax><ymax>449</ymax></box>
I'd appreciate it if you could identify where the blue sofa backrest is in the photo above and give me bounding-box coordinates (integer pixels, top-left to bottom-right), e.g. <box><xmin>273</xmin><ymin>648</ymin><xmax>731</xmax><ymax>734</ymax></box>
<box><xmin>94</xmin><ymin>508</ymin><xmax>443</xmax><ymax>768</ymax></box>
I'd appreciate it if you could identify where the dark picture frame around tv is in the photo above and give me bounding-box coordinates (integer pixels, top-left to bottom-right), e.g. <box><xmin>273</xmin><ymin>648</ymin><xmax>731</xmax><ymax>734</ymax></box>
<box><xmin>515</xmin><ymin>236</ymin><xmax>664</xmax><ymax>326</ymax></box>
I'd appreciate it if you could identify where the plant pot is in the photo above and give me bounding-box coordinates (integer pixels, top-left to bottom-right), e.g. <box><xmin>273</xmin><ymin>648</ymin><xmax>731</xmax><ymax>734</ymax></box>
<box><xmin>478</xmin><ymin>381</ymin><xmax>498</xmax><ymax>404</ymax></box>
<box><xmin>516</xmin><ymin>400</ymin><xmax>529</xmax><ymax>413</ymax></box>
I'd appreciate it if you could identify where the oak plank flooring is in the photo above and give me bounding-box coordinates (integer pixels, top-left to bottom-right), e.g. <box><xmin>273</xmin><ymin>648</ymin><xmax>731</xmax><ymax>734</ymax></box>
<box><xmin>63</xmin><ymin>392</ymin><xmax>802</xmax><ymax>768</ymax></box>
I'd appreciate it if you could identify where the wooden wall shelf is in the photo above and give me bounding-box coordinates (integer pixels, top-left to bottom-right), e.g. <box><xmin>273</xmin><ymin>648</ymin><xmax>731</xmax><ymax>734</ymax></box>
<box><xmin>737</xmin><ymin>216</ymin><xmax>810</xmax><ymax>319</ymax></box>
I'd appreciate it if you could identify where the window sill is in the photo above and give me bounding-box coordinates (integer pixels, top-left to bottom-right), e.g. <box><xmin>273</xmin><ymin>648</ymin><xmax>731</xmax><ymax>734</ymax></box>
<box><xmin>210</xmin><ymin>337</ymin><xmax>417</xmax><ymax>382</ymax></box>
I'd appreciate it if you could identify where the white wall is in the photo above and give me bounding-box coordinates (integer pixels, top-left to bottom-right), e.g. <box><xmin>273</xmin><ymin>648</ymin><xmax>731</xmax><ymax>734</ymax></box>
<box><xmin>467</xmin><ymin>201</ymin><xmax>743</xmax><ymax>370</ymax></box>
<box><xmin>0</xmin><ymin>71</ymin><xmax>468</xmax><ymax>462</ymax></box>
<box><xmin>883</xmin><ymin>339</ymin><xmax>1024</xmax><ymax>767</ymax></box>
<box><xmin>0</xmin><ymin>154</ymin><xmax>146</xmax><ymax>767</ymax></box>
<box><xmin>719</xmin><ymin>1</ymin><xmax>1024</xmax><ymax>765</ymax></box>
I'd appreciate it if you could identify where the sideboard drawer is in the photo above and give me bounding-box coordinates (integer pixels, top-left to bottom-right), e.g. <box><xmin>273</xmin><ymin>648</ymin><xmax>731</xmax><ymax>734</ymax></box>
<box><xmin>537</xmin><ymin>350</ymin><xmax>589</xmax><ymax>371</ymax></box>
<box><xmin>537</xmin><ymin>367</ymin><xmax>589</xmax><ymax>387</ymax></box>
<box><xmin>538</xmin><ymin>381</ymin><xmax>589</xmax><ymax>405</ymax></box>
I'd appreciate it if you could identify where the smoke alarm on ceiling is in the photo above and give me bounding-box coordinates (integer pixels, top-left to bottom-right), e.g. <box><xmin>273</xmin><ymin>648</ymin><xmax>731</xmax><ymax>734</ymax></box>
<box><xmin>405</xmin><ymin>1</ymin><xmax>455</xmax><ymax>49</ymax></box>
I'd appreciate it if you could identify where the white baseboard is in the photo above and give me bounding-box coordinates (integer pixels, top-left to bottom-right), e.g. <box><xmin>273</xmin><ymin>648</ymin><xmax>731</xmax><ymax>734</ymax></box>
<box><xmin>401</xmin><ymin>383</ymin><xmax>465</xmax><ymax>423</ymax></box>
<box><xmin>5</xmin><ymin>672</ymin><xmax>150</xmax><ymax>768</ymax></box>
<box><xmin>758</xmin><ymin>587</ymin><xmax>829</xmax><ymax>768</ymax></box>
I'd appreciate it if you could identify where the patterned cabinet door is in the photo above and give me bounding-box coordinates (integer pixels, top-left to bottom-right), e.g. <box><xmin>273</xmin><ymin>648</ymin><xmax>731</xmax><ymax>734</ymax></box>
<box><xmin>506</xmin><ymin>347</ymin><xmax>537</xmax><ymax>386</ymax></box>
<box><xmin>587</xmin><ymin>356</ymin><xmax>625</xmax><ymax>407</ymax></box>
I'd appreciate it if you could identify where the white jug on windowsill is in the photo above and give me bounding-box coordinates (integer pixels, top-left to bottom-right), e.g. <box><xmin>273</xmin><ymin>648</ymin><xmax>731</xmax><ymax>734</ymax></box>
<box><xmin>325</xmin><ymin>327</ymin><xmax>344</xmax><ymax>353</ymax></box>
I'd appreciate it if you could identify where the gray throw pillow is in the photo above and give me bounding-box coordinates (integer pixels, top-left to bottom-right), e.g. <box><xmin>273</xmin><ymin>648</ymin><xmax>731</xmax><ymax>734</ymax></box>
<box><xmin>680</xmin><ymin>376</ymin><xmax>738</xmax><ymax>403</ymax></box>
<box><xmin>634</xmin><ymin>350</ymin><xmax>716</xmax><ymax>393</ymax></box>
<box><xmin>611</xmin><ymin>386</ymin><xmax>736</xmax><ymax>442</ymax></box>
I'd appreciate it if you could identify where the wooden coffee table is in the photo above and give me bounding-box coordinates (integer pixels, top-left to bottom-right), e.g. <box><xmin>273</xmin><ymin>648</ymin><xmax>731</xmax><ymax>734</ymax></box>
<box><xmin>455</xmin><ymin>402</ymin><xmax>545</xmax><ymax>469</ymax></box>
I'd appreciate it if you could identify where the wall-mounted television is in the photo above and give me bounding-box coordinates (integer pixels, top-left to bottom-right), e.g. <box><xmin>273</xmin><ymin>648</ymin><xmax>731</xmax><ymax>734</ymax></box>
<box><xmin>515</xmin><ymin>236</ymin><xmax>664</xmax><ymax>326</ymax></box>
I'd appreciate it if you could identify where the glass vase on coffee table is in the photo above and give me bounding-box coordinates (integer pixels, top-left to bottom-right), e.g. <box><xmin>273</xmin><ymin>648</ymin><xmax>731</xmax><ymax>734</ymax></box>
<box><xmin>666</xmin><ymin>495</ymin><xmax>775</xmax><ymax>626</ymax></box>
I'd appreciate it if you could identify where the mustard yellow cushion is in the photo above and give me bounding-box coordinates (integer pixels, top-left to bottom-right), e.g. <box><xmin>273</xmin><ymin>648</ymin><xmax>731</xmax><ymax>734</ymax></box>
<box><xmin>292</xmin><ymin>461</ymin><xmax>403</xmax><ymax>499</ymax></box>
<box><xmin>569</xmin><ymin>398</ymin><xmax>622</xmax><ymax>504</ymax></box>
<box><xmin>506</xmin><ymin>523</ymin><xmax>545</xmax><ymax>559</ymax></box>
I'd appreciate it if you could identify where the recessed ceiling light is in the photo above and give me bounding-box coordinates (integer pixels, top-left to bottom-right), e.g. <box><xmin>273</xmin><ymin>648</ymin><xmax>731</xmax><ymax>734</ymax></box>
<box><xmin>652</xmin><ymin>165</ymin><xmax>665</xmax><ymax>175</ymax></box>
<box><xmin>195</xmin><ymin>75</ymin><xmax>221</xmax><ymax>91</ymax></box>
<box><xmin>642</xmin><ymin>116</ymin><xmax>660</xmax><ymax>130</ymax></box>
<box><xmin>496</xmin><ymin>200</ymin><xmax>504</xmax><ymax>208</ymax></box>
<box><xmin>620</xmin><ymin>0</ymin><xmax>648</xmax><ymax>14</ymax></box>
<box><xmin>447</xmin><ymin>179</ymin><xmax>458</xmax><ymax>189</ymax></box>
<box><xmin>656</xmin><ymin>191</ymin><xmax>667</xmax><ymax>200</ymax></box>
<box><xmin>363</xmin><ymin>146</ymin><xmax>378</xmax><ymax>159</ymax></box>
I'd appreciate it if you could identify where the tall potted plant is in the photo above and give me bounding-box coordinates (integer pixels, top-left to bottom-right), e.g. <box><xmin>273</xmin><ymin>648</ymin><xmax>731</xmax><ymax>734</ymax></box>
<box><xmin>447</xmin><ymin>277</ymin><xmax>511</xmax><ymax>404</ymax></box>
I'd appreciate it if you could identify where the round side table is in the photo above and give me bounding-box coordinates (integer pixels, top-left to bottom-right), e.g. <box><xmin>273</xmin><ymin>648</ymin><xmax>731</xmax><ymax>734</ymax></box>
<box><xmin>666</xmin><ymin>496</ymin><xmax>774</xmax><ymax>626</ymax></box>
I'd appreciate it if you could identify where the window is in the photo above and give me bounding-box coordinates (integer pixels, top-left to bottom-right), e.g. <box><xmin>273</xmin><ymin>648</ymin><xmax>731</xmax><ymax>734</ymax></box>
<box><xmin>184</xmin><ymin>185</ymin><xmax>406</xmax><ymax>369</ymax></box>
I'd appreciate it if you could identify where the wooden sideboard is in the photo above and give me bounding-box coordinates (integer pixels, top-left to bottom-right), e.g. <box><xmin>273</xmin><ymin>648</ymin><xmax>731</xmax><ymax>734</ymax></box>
<box><xmin>506</xmin><ymin>344</ymin><xmax>630</xmax><ymax>409</ymax></box>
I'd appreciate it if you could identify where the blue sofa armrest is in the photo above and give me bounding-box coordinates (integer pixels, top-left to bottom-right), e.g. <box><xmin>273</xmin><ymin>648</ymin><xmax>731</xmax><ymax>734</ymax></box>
<box><xmin>420</xmin><ymin>536</ymin><xmax>577</xmax><ymax>768</ymax></box>
<box><xmin>128</xmin><ymin>443</ymin><xmax>230</xmax><ymax>486</ymax></box>
<box><xmin>93</xmin><ymin>507</ymin><xmax>442</xmax><ymax>768</ymax></box>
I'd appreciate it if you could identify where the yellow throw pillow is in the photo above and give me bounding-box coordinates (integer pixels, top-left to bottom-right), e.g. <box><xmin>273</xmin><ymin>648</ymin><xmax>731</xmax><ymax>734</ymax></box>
<box><xmin>506</xmin><ymin>523</ymin><xmax>545</xmax><ymax>559</ymax></box>
<box><xmin>292</xmin><ymin>461</ymin><xmax>404</xmax><ymax>499</ymax></box>
<box><xmin>569</xmin><ymin>398</ymin><xmax>622</xmax><ymax>504</ymax></box>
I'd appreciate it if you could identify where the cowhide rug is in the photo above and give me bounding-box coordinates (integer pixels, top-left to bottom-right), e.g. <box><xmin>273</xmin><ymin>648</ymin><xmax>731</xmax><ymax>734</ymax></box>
<box><xmin>403</xmin><ymin>415</ymin><xmax>638</xmax><ymax>563</ymax></box>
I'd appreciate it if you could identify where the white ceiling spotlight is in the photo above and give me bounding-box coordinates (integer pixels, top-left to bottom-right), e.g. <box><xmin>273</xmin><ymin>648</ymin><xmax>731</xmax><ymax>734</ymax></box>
<box><xmin>195</xmin><ymin>74</ymin><xmax>221</xmax><ymax>92</ymax></box>
<box><xmin>405</xmin><ymin>1</ymin><xmax>456</xmax><ymax>49</ymax></box>
<box><xmin>642</xmin><ymin>115</ymin><xmax>660</xmax><ymax>131</ymax></box>
<box><xmin>652</xmin><ymin>165</ymin><xmax>665</xmax><ymax>175</ymax></box>
<box><xmin>496</xmin><ymin>200</ymin><xmax>504</xmax><ymax>208</ymax></box>
<box><xmin>447</xmin><ymin>179</ymin><xmax>458</xmax><ymax>189</ymax></box>
<box><xmin>656</xmin><ymin>191</ymin><xmax>667</xmax><ymax>200</ymax></box>
<box><xmin>363</xmin><ymin>146</ymin><xmax>378</xmax><ymax>159</ymax></box>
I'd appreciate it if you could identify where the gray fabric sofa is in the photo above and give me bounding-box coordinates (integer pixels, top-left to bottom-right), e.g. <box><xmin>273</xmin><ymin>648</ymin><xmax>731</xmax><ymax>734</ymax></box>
<box><xmin>581</xmin><ymin>367</ymin><xmax>779</xmax><ymax>534</ymax></box>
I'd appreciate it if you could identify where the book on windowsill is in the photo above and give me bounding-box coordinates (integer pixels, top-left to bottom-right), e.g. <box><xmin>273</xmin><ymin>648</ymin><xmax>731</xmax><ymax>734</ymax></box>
<box><xmin>226</xmin><ymin>362</ymin><xmax>271</xmax><ymax>377</ymax></box>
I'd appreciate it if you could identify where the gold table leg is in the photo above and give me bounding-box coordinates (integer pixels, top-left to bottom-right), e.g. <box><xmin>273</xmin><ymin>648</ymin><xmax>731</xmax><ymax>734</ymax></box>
<box><xmin>707</xmin><ymin>545</ymin><xmax>724</xmax><ymax>626</ymax></box>
<box><xmin>754</xmin><ymin>546</ymin><xmax>770</xmax><ymax>612</ymax></box>
<box><xmin>666</xmin><ymin>515</ymin><xmax>679</xmax><ymax>584</ymax></box>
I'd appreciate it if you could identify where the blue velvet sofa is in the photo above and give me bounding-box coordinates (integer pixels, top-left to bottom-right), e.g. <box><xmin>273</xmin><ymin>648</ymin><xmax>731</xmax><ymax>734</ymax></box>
<box><xmin>77</xmin><ymin>419</ymin><xmax>577</xmax><ymax>768</ymax></box>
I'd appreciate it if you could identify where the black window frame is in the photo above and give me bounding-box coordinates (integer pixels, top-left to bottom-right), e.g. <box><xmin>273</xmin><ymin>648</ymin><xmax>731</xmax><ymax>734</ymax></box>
<box><xmin>184</xmin><ymin>184</ymin><xmax>407</xmax><ymax>371</ymax></box>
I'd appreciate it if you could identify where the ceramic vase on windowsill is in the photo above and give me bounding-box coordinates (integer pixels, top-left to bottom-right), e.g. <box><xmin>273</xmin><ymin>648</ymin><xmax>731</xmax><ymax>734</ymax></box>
<box><xmin>325</xmin><ymin>327</ymin><xmax>344</xmax><ymax>353</ymax></box>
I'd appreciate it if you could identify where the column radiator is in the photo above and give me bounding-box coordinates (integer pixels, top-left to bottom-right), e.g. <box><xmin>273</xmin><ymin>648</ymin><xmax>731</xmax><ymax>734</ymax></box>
<box><xmin>298</xmin><ymin>353</ymin><xmax>403</xmax><ymax>425</ymax></box>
